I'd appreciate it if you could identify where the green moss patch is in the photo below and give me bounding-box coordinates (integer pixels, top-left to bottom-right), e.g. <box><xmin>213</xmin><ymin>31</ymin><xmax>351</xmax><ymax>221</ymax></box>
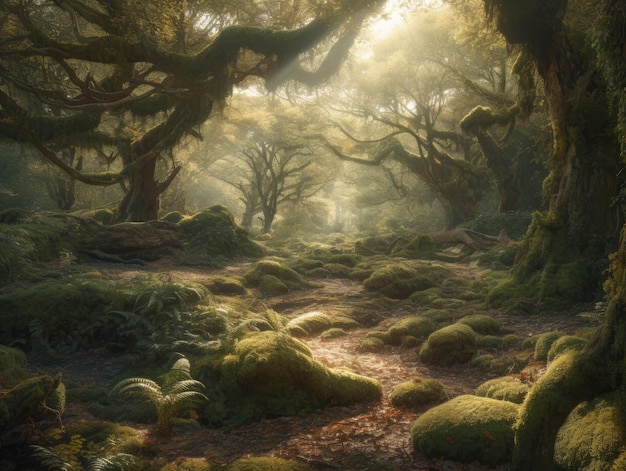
<box><xmin>389</xmin><ymin>234</ymin><xmax>436</xmax><ymax>259</ymax></box>
<box><xmin>554</xmin><ymin>393</ymin><xmax>626</xmax><ymax>471</ymax></box>
<box><xmin>410</xmin><ymin>395</ymin><xmax>519</xmax><ymax>467</ymax></box>
<box><xmin>225</xmin><ymin>457</ymin><xmax>314</xmax><ymax>471</ymax></box>
<box><xmin>204</xmin><ymin>276</ymin><xmax>247</xmax><ymax>295</ymax></box>
<box><xmin>244</xmin><ymin>260</ymin><xmax>315</xmax><ymax>294</ymax></box>
<box><xmin>0</xmin><ymin>345</ymin><xmax>28</xmax><ymax>388</ymax></box>
<box><xmin>458</xmin><ymin>314</ymin><xmax>501</xmax><ymax>335</ymax></box>
<box><xmin>389</xmin><ymin>379</ymin><xmax>445</xmax><ymax>408</ymax></box>
<box><xmin>546</xmin><ymin>335</ymin><xmax>588</xmax><ymax>362</ymax></box>
<box><xmin>286</xmin><ymin>311</ymin><xmax>333</xmax><ymax>337</ymax></box>
<box><xmin>475</xmin><ymin>377</ymin><xmax>530</xmax><ymax>404</ymax></box>
<box><xmin>419</xmin><ymin>323</ymin><xmax>478</xmax><ymax>366</ymax></box>
<box><xmin>219</xmin><ymin>331</ymin><xmax>381</xmax><ymax>422</ymax></box>
<box><xmin>386</xmin><ymin>316</ymin><xmax>436</xmax><ymax>346</ymax></box>
<box><xmin>363</xmin><ymin>264</ymin><xmax>436</xmax><ymax>299</ymax></box>
<box><xmin>533</xmin><ymin>331</ymin><xmax>565</xmax><ymax>361</ymax></box>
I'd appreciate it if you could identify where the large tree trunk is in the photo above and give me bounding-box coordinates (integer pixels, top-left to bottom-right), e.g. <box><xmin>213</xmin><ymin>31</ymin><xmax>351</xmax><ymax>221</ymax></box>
<box><xmin>115</xmin><ymin>157</ymin><xmax>162</xmax><ymax>222</ymax></box>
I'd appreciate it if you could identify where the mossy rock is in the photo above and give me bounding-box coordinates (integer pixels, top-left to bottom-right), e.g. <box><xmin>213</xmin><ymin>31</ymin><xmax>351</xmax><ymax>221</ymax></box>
<box><xmin>458</xmin><ymin>314</ymin><xmax>501</xmax><ymax>335</ymax></box>
<box><xmin>358</xmin><ymin>337</ymin><xmax>386</xmax><ymax>352</ymax></box>
<box><xmin>204</xmin><ymin>275</ymin><xmax>246</xmax><ymax>295</ymax></box>
<box><xmin>409</xmin><ymin>287</ymin><xmax>443</xmax><ymax>305</ymax></box>
<box><xmin>258</xmin><ymin>274</ymin><xmax>289</xmax><ymax>296</ymax></box>
<box><xmin>244</xmin><ymin>260</ymin><xmax>314</xmax><ymax>293</ymax></box>
<box><xmin>475</xmin><ymin>377</ymin><xmax>530</xmax><ymax>404</ymax></box>
<box><xmin>534</xmin><ymin>331</ymin><xmax>565</xmax><ymax>361</ymax></box>
<box><xmin>410</xmin><ymin>395</ymin><xmax>519</xmax><ymax>467</ymax></box>
<box><xmin>476</xmin><ymin>244</ymin><xmax>519</xmax><ymax>270</ymax></box>
<box><xmin>389</xmin><ymin>234</ymin><xmax>436</xmax><ymax>259</ymax></box>
<box><xmin>0</xmin><ymin>345</ymin><xmax>28</xmax><ymax>388</ymax></box>
<box><xmin>421</xmin><ymin>308</ymin><xmax>460</xmax><ymax>325</ymax></box>
<box><xmin>354</xmin><ymin>236</ymin><xmax>393</xmax><ymax>256</ymax></box>
<box><xmin>226</xmin><ymin>457</ymin><xmax>314</xmax><ymax>471</ymax></box>
<box><xmin>419</xmin><ymin>323</ymin><xmax>478</xmax><ymax>366</ymax></box>
<box><xmin>546</xmin><ymin>335</ymin><xmax>588</xmax><ymax>362</ymax></box>
<box><xmin>289</xmin><ymin>257</ymin><xmax>325</xmax><ymax>273</ymax></box>
<box><xmin>477</xmin><ymin>335</ymin><xmax>505</xmax><ymax>350</ymax></box>
<box><xmin>440</xmin><ymin>277</ymin><xmax>483</xmax><ymax>301</ymax></box>
<box><xmin>363</xmin><ymin>264</ymin><xmax>436</xmax><ymax>299</ymax></box>
<box><xmin>324</xmin><ymin>263</ymin><xmax>353</xmax><ymax>277</ymax></box>
<box><xmin>327</xmin><ymin>254</ymin><xmax>359</xmax><ymax>267</ymax></box>
<box><xmin>219</xmin><ymin>331</ymin><xmax>381</xmax><ymax>421</ymax></box>
<box><xmin>554</xmin><ymin>393</ymin><xmax>626</xmax><ymax>471</ymax></box>
<box><xmin>389</xmin><ymin>379</ymin><xmax>444</xmax><ymax>408</ymax></box>
<box><xmin>365</xmin><ymin>331</ymin><xmax>391</xmax><ymax>344</ymax></box>
<box><xmin>502</xmin><ymin>334</ymin><xmax>522</xmax><ymax>349</ymax></box>
<box><xmin>470</xmin><ymin>354</ymin><xmax>495</xmax><ymax>372</ymax></box>
<box><xmin>178</xmin><ymin>206</ymin><xmax>264</xmax><ymax>261</ymax></box>
<box><xmin>331</xmin><ymin>316</ymin><xmax>361</xmax><ymax>330</ymax></box>
<box><xmin>320</xmin><ymin>328</ymin><xmax>348</xmax><ymax>340</ymax></box>
<box><xmin>0</xmin><ymin>375</ymin><xmax>62</xmax><ymax>431</ymax></box>
<box><xmin>286</xmin><ymin>311</ymin><xmax>333</xmax><ymax>337</ymax></box>
<box><xmin>387</xmin><ymin>316</ymin><xmax>436</xmax><ymax>346</ymax></box>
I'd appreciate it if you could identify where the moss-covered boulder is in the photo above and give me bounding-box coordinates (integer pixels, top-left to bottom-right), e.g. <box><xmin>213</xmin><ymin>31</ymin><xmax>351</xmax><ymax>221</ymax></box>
<box><xmin>458</xmin><ymin>314</ymin><xmax>501</xmax><ymax>335</ymax></box>
<box><xmin>410</xmin><ymin>395</ymin><xmax>519</xmax><ymax>466</ymax></box>
<box><xmin>475</xmin><ymin>377</ymin><xmax>530</xmax><ymax>404</ymax></box>
<box><xmin>244</xmin><ymin>260</ymin><xmax>314</xmax><ymax>295</ymax></box>
<box><xmin>177</xmin><ymin>206</ymin><xmax>264</xmax><ymax>263</ymax></box>
<box><xmin>220</xmin><ymin>331</ymin><xmax>382</xmax><ymax>421</ymax></box>
<box><xmin>363</xmin><ymin>264</ymin><xmax>436</xmax><ymax>299</ymax></box>
<box><xmin>226</xmin><ymin>457</ymin><xmax>314</xmax><ymax>471</ymax></box>
<box><xmin>204</xmin><ymin>275</ymin><xmax>246</xmax><ymax>295</ymax></box>
<box><xmin>387</xmin><ymin>316</ymin><xmax>436</xmax><ymax>346</ymax></box>
<box><xmin>554</xmin><ymin>393</ymin><xmax>626</xmax><ymax>471</ymax></box>
<box><xmin>286</xmin><ymin>311</ymin><xmax>333</xmax><ymax>337</ymax></box>
<box><xmin>419</xmin><ymin>323</ymin><xmax>478</xmax><ymax>366</ymax></box>
<box><xmin>546</xmin><ymin>335</ymin><xmax>588</xmax><ymax>362</ymax></box>
<box><xmin>389</xmin><ymin>379</ymin><xmax>445</xmax><ymax>408</ymax></box>
<box><xmin>0</xmin><ymin>345</ymin><xmax>29</xmax><ymax>388</ymax></box>
<box><xmin>389</xmin><ymin>234</ymin><xmax>437</xmax><ymax>259</ymax></box>
<box><xmin>534</xmin><ymin>331</ymin><xmax>565</xmax><ymax>361</ymax></box>
<box><xmin>354</xmin><ymin>236</ymin><xmax>393</xmax><ymax>256</ymax></box>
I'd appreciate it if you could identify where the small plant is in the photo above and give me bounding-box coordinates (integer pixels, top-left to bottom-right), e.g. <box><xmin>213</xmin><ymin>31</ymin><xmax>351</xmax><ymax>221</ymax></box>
<box><xmin>110</xmin><ymin>356</ymin><xmax>208</xmax><ymax>436</ymax></box>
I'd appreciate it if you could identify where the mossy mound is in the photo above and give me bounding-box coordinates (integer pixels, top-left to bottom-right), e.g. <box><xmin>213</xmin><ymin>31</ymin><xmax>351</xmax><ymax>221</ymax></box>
<box><xmin>389</xmin><ymin>379</ymin><xmax>445</xmax><ymax>408</ymax></box>
<box><xmin>177</xmin><ymin>206</ymin><xmax>264</xmax><ymax>263</ymax></box>
<box><xmin>358</xmin><ymin>337</ymin><xmax>386</xmax><ymax>352</ymax></box>
<box><xmin>363</xmin><ymin>264</ymin><xmax>436</xmax><ymax>299</ymax></box>
<box><xmin>327</xmin><ymin>253</ymin><xmax>360</xmax><ymax>267</ymax></box>
<box><xmin>219</xmin><ymin>331</ymin><xmax>382</xmax><ymax>422</ymax></box>
<box><xmin>554</xmin><ymin>392</ymin><xmax>626</xmax><ymax>471</ymax></box>
<box><xmin>419</xmin><ymin>323</ymin><xmax>478</xmax><ymax>366</ymax></box>
<box><xmin>458</xmin><ymin>314</ymin><xmax>501</xmax><ymax>335</ymax></box>
<box><xmin>0</xmin><ymin>345</ymin><xmax>29</xmax><ymax>387</ymax></box>
<box><xmin>410</xmin><ymin>395</ymin><xmax>519</xmax><ymax>467</ymax></box>
<box><xmin>354</xmin><ymin>236</ymin><xmax>393</xmax><ymax>256</ymax></box>
<box><xmin>225</xmin><ymin>457</ymin><xmax>314</xmax><ymax>471</ymax></box>
<box><xmin>534</xmin><ymin>331</ymin><xmax>565</xmax><ymax>361</ymax></box>
<box><xmin>409</xmin><ymin>287</ymin><xmax>443</xmax><ymax>305</ymax></box>
<box><xmin>204</xmin><ymin>275</ymin><xmax>247</xmax><ymax>295</ymax></box>
<box><xmin>244</xmin><ymin>260</ymin><xmax>315</xmax><ymax>295</ymax></box>
<box><xmin>389</xmin><ymin>234</ymin><xmax>436</xmax><ymax>259</ymax></box>
<box><xmin>475</xmin><ymin>377</ymin><xmax>530</xmax><ymax>404</ymax></box>
<box><xmin>286</xmin><ymin>311</ymin><xmax>333</xmax><ymax>337</ymax></box>
<box><xmin>320</xmin><ymin>328</ymin><xmax>348</xmax><ymax>340</ymax></box>
<box><xmin>476</xmin><ymin>244</ymin><xmax>519</xmax><ymax>270</ymax></box>
<box><xmin>386</xmin><ymin>316</ymin><xmax>436</xmax><ymax>346</ymax></box>
<box><xmin>546</xmin><ymin>335</ymin><xmax>588</xmax><ymax>362</ymax></box>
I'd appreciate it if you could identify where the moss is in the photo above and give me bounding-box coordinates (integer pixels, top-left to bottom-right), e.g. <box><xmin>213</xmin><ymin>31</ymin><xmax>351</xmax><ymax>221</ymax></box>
<box><xmin>475</xmin><ymin>377</ymin><xmax>530</xmax><ymax>404</ymax></box>
<box><xmin>440</xmin><ymin>277</ymin><xmax>483</xmax><ymax>301</ymax></box>
<box><xmin>178</xmin><ymin>206</ymin><xmax>264</xmax><ymax>263</ymax></box>
<box><xmin>410</xmin><ymin>395</ymin><xmax>519</xmax><ymax>466</ymax></box>
<box><xmin>478</xmin><ymin>335</ymin><xmax>505</xmax><ymax>350</ymax></box>
<box><xmin>320</xmin><ymin>328</ymin><xmax>348</xmax><ymax>340</ymax></box>
<box><xmin>161</xmin><ymin>459</ymin><xmax>213</xmax><ymax>470</ymax></box>
<box><xmin>225</xmin><ymin>457</ymin><xmax>314</xmax><ymax>471</ymax></box>
<box><xmin>476</xmin><ymin>244</ymin><xmax>520</xmax><ymax>270</ymax></box>
<box><xmin>546</xmin><ymin>335</ymin><xmax>588</xmax><ymax>362</ymax></box>
<box><xmin>244</xmin><ymin>260</ymin><xmax>314</xmax><ymax>292</ymax></box>
<box><xmin>363</xmin><ymin>264</ymin><xmax>436</xmax><ymax>299</ymax></box>
<box><xmin>354</xmin><ymin>236</ymin><xmax>393</xmax><ymax>256</ymax></box>
<box><xmin>470</xmin><ymin>354</ymin><xmax>495</xmax><ymax>371</ymax></box>
<box><xmin>554</xmin><ymin>392</ymin><xmax>626</xmax><ymax>471</ymax></box>
<box><xmin>258</xmin><ymin>274</ymin><xmax>289</xmax><ymax>296</ymax></box>
<box><xmin>390</xmin><ymin>234</ymin><xmax>436</xmax><ymax>259</ymax></box>
<box><xmin>502</xmin><ymin>334</ymin><xmax>522</xmax><ymax>349</ymax></box>
<box><xmin>0</xmin><ymin>375</ymin><xmax>61</xmax><ymax>430</ymax></box>
<box><xmin>419</xmin><ymin>323</ymin><xmax>478</xmax><ymax>366</ymax></box>
<box><xmin>204</xmin><ymin>275</ymin><xmax>246</xmax><ymax>295</ymax></box>
<box><xmin>286</xmin><ymin>311</ymin><xmax>333</xmax><ymax>337</ymax></box>
<box><xmin>421</xmin><ymin>308</ymin><xmax>461</xmax><ymax>325</ymax></box>
<box><xmin>409</xmin><ymin>287</ymin><xmax>443</xmax><ymax>305</ymax></box>
<box><xmin>534</xmin><ymin>331</ymin><xmax>565</xmax><ymax>361</ymax></box>
<box><xmin>458</xmin><ymin>314</ymin><xmax>501</xmax><ymax>335</ymax></box>
<box><xmin>387</xmin><ymin>316</ymin><xmax>436</xmax><ymax>345</ymax></box>
<box><xmin>219</xmin><ymin>331</ymin><xmax>381</xmax><ymax>423</ymax></box>
<box><xmin>0</xmin><ymin>345</ymin><xmax>28</xmax><ymax>387</ymax></box>
<box><xmin>330</xmin><ymin>316</ymin><xmax>361</xmax><ymax>330</ymax></box>
<box><xmin>327</xmin><ymin>253</ymin><xmax>359</xmax><ymax>267</ymax></box>
<box><xmin>389</xmin><ymin>379</ymin><xmax>444</xmax><ymax>408</ymax></box>
<box><xmin>323</xmin><ymin>263</ymin><xmax>353</xmax><ymax>277</ymax></box>
<box><xmin>358</xmin><ymin>337</ymin><xmax>385</xmax><ymax>352</ymax></box>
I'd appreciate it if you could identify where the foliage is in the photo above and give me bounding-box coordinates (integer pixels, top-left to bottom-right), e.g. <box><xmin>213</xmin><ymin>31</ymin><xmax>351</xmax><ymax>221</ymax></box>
<box><xmin>389</xmin><ymin>379</ymin><xmax>445</xmax><ymax>408</ymax></box>
<box><xmin>410</xmin><ymin>395</ymin><xmax>519</xmax><ymax>466</ymax></box>
<box><xmin>110</xmin><ymin>356</ymin><xmax>208</xmax><ymax>437</ymax></box>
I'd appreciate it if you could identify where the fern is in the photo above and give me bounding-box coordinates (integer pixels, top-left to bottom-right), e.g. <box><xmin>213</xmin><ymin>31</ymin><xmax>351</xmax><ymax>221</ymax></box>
<box><xmin>110</xmin><ymin>356</ymin><xmax>208</xmax><ymax>436</ymax></box>
<box><xmin>30</xmin><ymin>445</ymin><xmax>74</xmax><ymax>471</ymax></box>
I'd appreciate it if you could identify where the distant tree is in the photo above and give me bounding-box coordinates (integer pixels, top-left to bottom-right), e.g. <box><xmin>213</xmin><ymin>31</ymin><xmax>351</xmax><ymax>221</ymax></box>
<box><xmin>0</xmin><ymin>0</ymin><xmax>384</xmax><ymax>221</ymax></box>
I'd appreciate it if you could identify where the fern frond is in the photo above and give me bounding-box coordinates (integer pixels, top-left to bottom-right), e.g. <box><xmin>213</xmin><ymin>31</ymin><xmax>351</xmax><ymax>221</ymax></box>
<box><xmin>166</xmin><ymin>390</ymin><xmax>209</xmax><ymax>408</ymax></box>
<box><xmin>88</xmin><ymin>453</ymin><xmax>136</xmax><ymax>471</ymax></box>
<box><xmin>167</xmin><ymin>379</ymin><xmax>206</xmax><ymax>395</ymax></box>
<box><xmin>110</xmin><ymin>378</ymin><xmax>162</xmax><ymax>401</ymax></box>
<box><xmin>170</xmin><ymin>357</ymin><xmax>191</xmax><ymax>372</ymax></box>
<box><xmin>30</xmin><ymin>445</ymin><xmax>74</xmax><ymax>471</ymax></box>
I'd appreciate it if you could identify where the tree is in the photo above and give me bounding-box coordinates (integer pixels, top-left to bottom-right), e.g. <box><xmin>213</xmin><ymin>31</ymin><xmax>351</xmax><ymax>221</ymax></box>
<box><xmin>0</xmin><ymin>0</ymin><xmax>384</xmax><ymax>222</ymax></box>
<box><xmin>318</xmin><ymin>2</ymin><xmax>545</xmax><ymax>227</ymax></box>
<box><xmin>479</xmin><ymin>1</ymin><xmax>626</xmax><ymax>469</ymax></box>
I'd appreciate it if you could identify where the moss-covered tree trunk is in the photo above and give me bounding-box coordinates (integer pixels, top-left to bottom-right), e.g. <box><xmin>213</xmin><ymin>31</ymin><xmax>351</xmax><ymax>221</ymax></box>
<box><xmin>115</xmin><ymin>156</ymin><xmax>162</xmax><ymax>222</ymax></box>
<box><xmin>485</xmin><ymin>0</ymin><xmax>620</xmax><ymax>305</ymax></box>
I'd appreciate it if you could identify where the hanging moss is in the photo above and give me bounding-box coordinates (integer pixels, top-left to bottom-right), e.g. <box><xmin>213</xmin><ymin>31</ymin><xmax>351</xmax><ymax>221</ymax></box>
<box><xmin>411</xmin><ymin>395</ymin><xmax>519</xmax><ymax>467</ymax></box>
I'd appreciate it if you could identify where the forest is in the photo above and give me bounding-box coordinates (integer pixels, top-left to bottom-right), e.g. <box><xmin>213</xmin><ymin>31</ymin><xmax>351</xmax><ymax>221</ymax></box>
<box><xmin>0</xmin><ymin>0</ymin><xmax>625</xmax><ymax>470</ymax></box>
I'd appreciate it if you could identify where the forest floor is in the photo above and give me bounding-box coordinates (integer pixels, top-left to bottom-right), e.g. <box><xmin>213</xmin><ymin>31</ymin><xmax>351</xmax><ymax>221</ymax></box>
<box><xmin>29</xmin><ymin>256</ymin><xmax>596</xmax><ymax>471</ymax></box>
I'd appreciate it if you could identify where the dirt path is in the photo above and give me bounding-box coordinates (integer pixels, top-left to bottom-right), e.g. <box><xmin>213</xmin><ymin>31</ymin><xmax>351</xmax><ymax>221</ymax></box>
<box><xmin>31</xmin><ymin>259</ymin><xmax>596</xmax><ymax>471</ymax></box>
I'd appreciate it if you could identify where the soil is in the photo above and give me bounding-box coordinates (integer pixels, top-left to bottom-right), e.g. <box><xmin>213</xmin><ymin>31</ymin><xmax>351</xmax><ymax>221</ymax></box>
<box><xmin>27</xmin><ymin>257</ymin><xmax>597</xmax><ymax>471</ymax></box>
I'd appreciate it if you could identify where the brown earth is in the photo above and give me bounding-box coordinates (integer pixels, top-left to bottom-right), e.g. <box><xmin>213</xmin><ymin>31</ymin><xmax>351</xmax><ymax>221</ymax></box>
<box><xmin>29</xmin><ymin>258</ymin><xmax>596</xmax><ymax>471</ymax></box>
